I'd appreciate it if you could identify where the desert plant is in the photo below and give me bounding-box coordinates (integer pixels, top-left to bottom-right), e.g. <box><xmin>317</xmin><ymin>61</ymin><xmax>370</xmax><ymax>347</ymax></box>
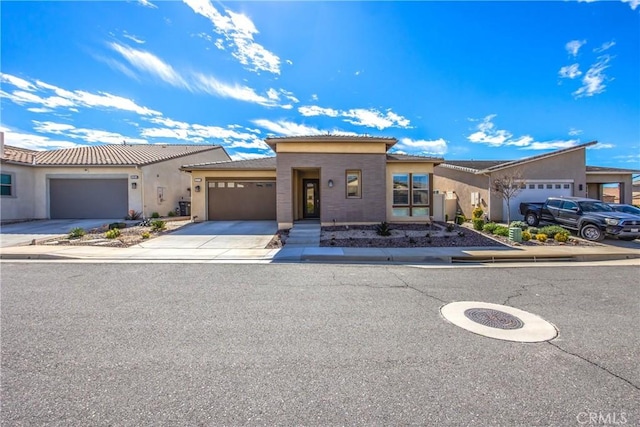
<box><xmin>68</xmin><ymin>227</ymin><xmax>85</xmax><ymax>238</ymax></box>
<box><xmin>446</xmin><ymin>223</ymin><xmax>455</xmax><ymax>232</ymax></box>
<box><xmin>522</xmin><ymin>230</ymin><xmax>532</xmax><ymax>241</ymax></box>
<box><xmin>105</xmin><ymin>228</ymin><xmax>121</xmax><ymax>239</ymax></box>
<box><xmin>482</xmin><ymin>222</ymin><xmax>498</xmax><ymax>234</ymax></box>
<box><xmin>472</xmin><ymin>206</ymin><xmax>484</xmax><ymax>219</ymax></box>
<box><xmin>473</xmin><ymin>218</ymin><xmax>485</xmax><ymax>231</ymax></box>
<box><xmin>375</xmin><ymin>221</ymin><xmax>392</xmax><ymax>236</ymax></box>
<box><xmin>539</xmin><ymin>225</ymin><xmax>570</xmax><ymax>239</ymax></box>
<box><xmin>528</xmin><ymin>227</ymin><xmax>539</xmax><ymax>235</ymax></box>
<box><xmin>493</xmin><ymin>225</ymin><xmax>509</xmax><ymax>237</ymax></box>
<box><xmin>151</xmin><ymin>212</ymin><xmax>160</xmax><ymax>219</ymax></box>
<box><xmin>167</xmin><ymin>210</ymin><xmax>176</xmax><ymax>217</ymax></box>
<box><xmin>455</xmin><ymin>215</ymin><xmax>466</xmax><ymax>225</ymax></box>
<box><xmin>109</xmin><ymin>222</ymin><xmax>126</xmax><ymax>230</ymax></box>
<box><xmin>509</xmin><ymin>221</ymin><xmax>527</xmax><ymax>231</ymax></box>
<box><xmin>554</xmin><ymin>231</ymin><xmax>570</xmax><ymax>243</ymax></box>
<box><xmin>536</xmin><ymin>233</ymin><xmax>548</xmax><ymax>242</ymax></box>
<box><xmin>141</xmin><ymin>231</ymin><xmax>151</xmax><ymax>239</ymax></box>
<box><xmin>150</xmin><ymin>219</ymin><xmax>166</xmax><ymax>232</ymax></box>
<box><xmin>125</xmin><ymin>210</ymin><xmax>142</xmax><ymax>220</ymax></box>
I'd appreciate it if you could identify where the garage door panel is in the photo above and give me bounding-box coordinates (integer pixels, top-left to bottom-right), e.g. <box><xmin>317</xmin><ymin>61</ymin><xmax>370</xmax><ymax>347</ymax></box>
<box><xmin>208</xmin><ymin>181</ymin><xmax>276</xmax><ymax>220</ymax></box>
<box><xmin>50</xmin><ymin>179</ymin><xmax>128</xmax><ymax>219</ymax></box>
<box><xmin>506</xmin><ymin>182</ymin><xmax>573</xmax><ymax>222</ymax></box>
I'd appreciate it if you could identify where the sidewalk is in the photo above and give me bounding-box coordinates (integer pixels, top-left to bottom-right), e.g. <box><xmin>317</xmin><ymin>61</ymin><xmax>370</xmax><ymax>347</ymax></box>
<box><xmin>2</xmin><ymin>242</ymin><xmax>639</xmax><ymax>264</ymax></box>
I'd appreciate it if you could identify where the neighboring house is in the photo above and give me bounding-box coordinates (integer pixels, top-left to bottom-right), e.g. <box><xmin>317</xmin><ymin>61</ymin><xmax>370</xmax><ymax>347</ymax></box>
<box><xmin>434</xmin><ymin>141</ymin><xmax>639</xmax><ymax>222</ymax></box>
<box><xmin>181</xmin><ymin>135</ymin><xmax>444</xmax><ymax>229</ymax></box>
<box><xmin>1</xmin><ymin>137</ymin><xmax>230</xmax><ymax>221</ymax></box>
<box><xmin>587</xmin><ymin>167</ymin><xmax>640</xmax><ymax>204</ymax></box>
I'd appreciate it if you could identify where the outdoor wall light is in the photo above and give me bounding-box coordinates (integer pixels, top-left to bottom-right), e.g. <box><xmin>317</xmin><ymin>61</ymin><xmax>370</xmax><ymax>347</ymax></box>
<box><xmin>131</xmin><ymin>182</ymin><xmax>137</xmax><ymax>190</ymax></box>
<box><xmin>195</xmin><ymin>185</ymin><xmax>201</xmax><ymax>192</ymax></box>
<box><xmin>328</xmin><ymin>179</ymin><xmax>334</xmax><ymax>188</ymax></box>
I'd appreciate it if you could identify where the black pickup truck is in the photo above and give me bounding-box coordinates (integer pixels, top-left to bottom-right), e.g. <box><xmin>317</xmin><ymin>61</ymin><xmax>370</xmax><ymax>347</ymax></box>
<box><xmin>519</xmin><ymin>197</ymin><xmax>640</xmax><ymax>241</ymax></box>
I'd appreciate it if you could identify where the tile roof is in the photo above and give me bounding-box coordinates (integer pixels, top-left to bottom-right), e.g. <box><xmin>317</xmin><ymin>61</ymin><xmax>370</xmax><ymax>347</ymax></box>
<box><xmin>32</xmin><ymin>144</ymin><xmax>223</xmax><ymax>166</ymax></box>
<box><xmin>2</xmin><ymin>145</ymin><xmax>38</xmax><ymax>165</ymax></box>
<box><xmin>386</xmin><ymin>153</ymin><xmax>444</xmax><ymax>163</ymax></box>
<box><xmin>265</xmin><ymin>134</ymin><xmax>398</xmax><ymax>150</ymax></box>
<box><xmin>182</xmin><ymin>156</ymin><xmax>276</xmax><ymax>170</ymax></box>
<box><xmin>586</xmin><ymin>165</ymin><xmax>640</xmax><ymax>173</ymax></box>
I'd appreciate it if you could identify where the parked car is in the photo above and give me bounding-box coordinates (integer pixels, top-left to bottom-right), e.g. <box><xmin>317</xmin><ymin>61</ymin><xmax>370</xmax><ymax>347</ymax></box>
<box><xmin>519</xmin><ymin>197</ymin><xmax>640</xmax><ymax>241</ymax></box>
<box><xmin>609</xmin><ymin>203</ymin><xmax>640</xmax><ymax>216</ymax></box>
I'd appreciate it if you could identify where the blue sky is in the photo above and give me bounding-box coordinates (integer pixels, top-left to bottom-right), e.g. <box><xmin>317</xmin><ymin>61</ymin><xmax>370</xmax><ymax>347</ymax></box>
<box><xmin>1</xmin><ymin>0</ymin><xmax>639</xmax><ymax>169</ymax></box>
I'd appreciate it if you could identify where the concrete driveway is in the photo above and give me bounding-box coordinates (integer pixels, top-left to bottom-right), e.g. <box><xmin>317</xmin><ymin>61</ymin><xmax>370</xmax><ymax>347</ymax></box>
<box><xmin>0</xmin><ymin>219</ymin><xmax>120</xmax><ymax>248</ymax></box>
<box><xmin>135</xmin><ymin>220</ymin><xmax>277</xmax><ymax>249</ymax></box>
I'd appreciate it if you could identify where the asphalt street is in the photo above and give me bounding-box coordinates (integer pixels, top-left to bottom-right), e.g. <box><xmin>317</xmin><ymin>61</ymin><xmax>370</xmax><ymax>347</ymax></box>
<box><xmin>1</xmin><ymin>263</ymin><xmax>638</xmax><ymax>426</ymax></box>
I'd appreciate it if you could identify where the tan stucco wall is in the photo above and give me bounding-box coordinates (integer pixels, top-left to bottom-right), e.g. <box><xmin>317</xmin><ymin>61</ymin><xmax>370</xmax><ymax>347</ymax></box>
<box><xmin>587</xmin><ymin>173</ymin><xmax>634</xmax><ymax>204</ymax></box>
<box><xmin>433</xmin><ymin>166</ymin><xmax>489</xmax><ymax>220</ymax></box>
<box><xmin>188</xmin><ymin>169</ymin><xmax>277</xmax><ymax>222</ymax></box>
<box><xmin>1</xmin><ymin>163</ymin><xmax>38</xmax><ymax>221</ymax></box>
<box><xmin>386</xmin><ymin>162</ymin><xmax>438</xmax><ymax>222</ymax></box>
<box><xmin>274</xmin><ymin>141</ymin><xmax>387</xmax><ymax>154</ymax></box>
<box><xmin>276</xmin><ymin>153</ymin><xmax>388</xmax><ymax>228</ymax></box>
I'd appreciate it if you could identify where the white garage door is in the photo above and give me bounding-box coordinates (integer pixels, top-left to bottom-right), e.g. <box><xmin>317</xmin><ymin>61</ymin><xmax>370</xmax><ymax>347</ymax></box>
<box><xmin>505</xmin><ymin>181</ymin><xmax>573</xmax><ymax>222</ymax></box>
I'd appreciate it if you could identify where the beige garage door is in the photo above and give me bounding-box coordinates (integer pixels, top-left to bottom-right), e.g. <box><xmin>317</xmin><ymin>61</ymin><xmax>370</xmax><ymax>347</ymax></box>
<box><xmin>50</xmin><ymin>178</ymin><xmax>128</xmax><ymax>219</ymax></box>
<box><xmin>208</xmin><ymin>181</ymin><xmax>276</xmax><ymax>220</ymax></box>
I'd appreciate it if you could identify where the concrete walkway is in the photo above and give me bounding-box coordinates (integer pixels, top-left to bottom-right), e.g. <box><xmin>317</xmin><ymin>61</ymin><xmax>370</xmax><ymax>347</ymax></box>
<box><xmin>283</xmin><ymin>221</ymin><xmax>321</xmax><ymax>248</ymax></box>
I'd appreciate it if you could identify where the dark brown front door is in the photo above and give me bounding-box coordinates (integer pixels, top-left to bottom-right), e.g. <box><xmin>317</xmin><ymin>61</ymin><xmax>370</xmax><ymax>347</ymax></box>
<box><xmin>302</xmin><ymin>179</ymin><xmax>320</xmax><ymax>218</ymax></box>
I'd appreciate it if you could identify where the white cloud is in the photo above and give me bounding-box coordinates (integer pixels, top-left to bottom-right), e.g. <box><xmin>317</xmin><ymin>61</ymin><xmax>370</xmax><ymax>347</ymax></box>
<box><xmin>26</xmin><ymin>107</ymin><xmax>54</xmax><ymax>113</ymax></box>
<box><xmin>109</xmin><ymin>43</ymin><xmax>190</xmax><ymax>89</ymax></box>
<box><xmin>138</xmin><ymin>0</ymin><xmax>157</xmax><ymax>9</ymax></box>
<box><xmin>229</xmin><ymin>151</ymin><xmax>270</xmax><ymax>161</ymax></box>
<box><xmin>123</xmin><ymin>33</ymin><xmax>145</xmax><ymax>44</ymax></box>
<box><xmin>298</xmin><ymin>105</ymin><xmax>410</xmax><ymax>130</ymax></box>
<box><xmin>566</xmin><ymin>40</ymin><xmax>586</xmax><ymax>57</ymax></box>
<box><xmin>0</xmin><ymin>73</ymin><xmax>160</xmax><ymax>116</ymax></box>
<box><xmin>286</xmin><ymin>60</ymin><xmax>293</xmax><ymax>65</ymax></box>
<box><xmin>467</xmin><ymin>115</ymin><xmax>577</xmax><ymax>150</ymax></box>
<box><xmin>0</xmin><ymin>125</ymin><xmax>79</xmax><ymax>151</ymax></box>
<box><xmin>573</xmin><ymin>54</ymin><xmax>612</xmax><ymax>98</ymax></box>
<box><xmin>587</xmin><ymin>143</ymin><xmax>615</xmax><ymax>150</ymax></box>
<box><xmin>559</xmin><ymin>64</ymin><xmax>582</xmax><ymax>79</ymax></box>
<box><xmin>393</xmin><ymin>138</ymin><xmax>447</xmax><ymax>156</ymax></box>
<box><xmin>193</xmin><ymin>73</ymin><xmax>279</xmax><ymax>107</ymax></box>
<box><xmin>252</xmin><ymin>119</ymin><xmax>324</xmax><ymax>136</ymax></box>
<box><xmin>569</xmin><ymin>128</ymin><xmax>583</xmax><ymax>136</ymax></box>
<box><xmin>32</xmin><ymin>120</ymin><xmax>148</xmax><ymax>144</ymax></box>
<box><xmin>183</xmin><ymin>0</ymin><xmax>281</xmax><ymax>74</ymax></box>
<box><xmin>0</xmin><ymin>73</ymin><xmax>36</xmax><ymax>91</ymax></box>
<box><xmin>311</xmin><ymin>94</ymin><xmax>318</xmax><ymax>101</ymax></box>
<box><xmin>594</xmin><ymin>41</ymin><xmax>615</xmax><ymax>53</ymax></box>
<box><xmin>621</xmin><ymin>0</ymin><xmax>639</xmax><ymax>10</ymax></box>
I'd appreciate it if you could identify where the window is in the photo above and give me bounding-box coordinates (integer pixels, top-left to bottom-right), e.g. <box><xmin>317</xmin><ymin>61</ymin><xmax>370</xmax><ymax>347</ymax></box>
<box><xmin>346</xmin><ymin>170</ymin><xmax>361</xmax><ymax>198</ymax></box>
<box><xmin>555</xmin><ymin>184</ymin><xmax>561</xmax><ymax>189</ymax></box>
<box><xmin>563</xmin><ymin>184</ymin><xmax>571</xmax><ymax>189</ymax></box>
<box><xmin>546</xmin><ymin>184</ymin><xmax>553</xmax><ymax>189</ymax></box>
<box><xmin>1</xmin><ymin>173</ymin><xmax>13</xmax><ymax>196</ymax></box>
<box><xmin>538</xmin><ymin>184</ymin><xmax>544</xmax><ymax>189</ymax></box>
<box><xmin>392</xmin><ymin>173</ymin><xmax>430</xmax><ymax>217</ymax></box>
<box><xmin>547</xmin><ymin>199</ymin><xmax>562</xmax><ymax>208</ymax></box>
<box><xmin>562</xmin><ymin>201</ymin><xmax>578</xmax><ymax>210</ymax></box>
<box><xmin>529</xmin><ymin>184</ymin><xmax>535</xmax><ymax>189</ymax></box>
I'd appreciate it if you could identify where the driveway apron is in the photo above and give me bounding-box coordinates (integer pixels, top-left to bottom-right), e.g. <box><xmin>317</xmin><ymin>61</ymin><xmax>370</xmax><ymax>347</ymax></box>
<box><xmin>0</xmin><ymin>219</ymin><xmax>120</xmax><ymax>248</ymax></box>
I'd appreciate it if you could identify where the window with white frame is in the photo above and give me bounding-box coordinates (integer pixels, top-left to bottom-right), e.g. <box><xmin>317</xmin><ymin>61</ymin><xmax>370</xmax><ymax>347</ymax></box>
<box><xmin>346</xmin><ymin>170</ymin><xmax>361</xmax><ymax>198</ymax></box>
<box><xmin>392</xmin><ymin>173</ymin><xmax>430</xmax><ymax>217</ymax></box>
<box><xmin>1</xmin><ymin>173</ymin><xmax>13</xmax><ymax>196</ymax></box>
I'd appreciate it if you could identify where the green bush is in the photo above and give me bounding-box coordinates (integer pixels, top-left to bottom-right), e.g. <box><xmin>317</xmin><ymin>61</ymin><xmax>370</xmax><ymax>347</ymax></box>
<box><xmin>455</xmin><ymin>215</ymin><xmax>466</xmax><ymax>225</ymax></box>
<box><xmin>472</xmin><ymin>206</ymin><xmax>484</xmax><ymax>219</ymax></box>
<box><xmin>472</xmin><ymin>218</ymin><xmax>485</xmax><ymax>231</ymax></box>
<box><xmin>539</xmin><ymin>225</ymin><xmax>569</xmax><ymax>239</ymax></box>
<box><xmin>493</xmin><ymin>225</ymin><xmax>509</xmax><ymax>237</ymax></box>
<box><xmin>509</xmin><ymin>221</ymin><xmax>527</xmax><ymax>231</ymax></box>
<box><xmin>68</xmin><ymin>227</ymin><xmax>85</xmax><ymax>238</ymax></box>
<box><xmin>536</xmin><ymin>233</ymin><xmax>548</xmax><ymax>242</ymax></box>
<box><xmin>150</xmin><ymin>219</ymin><xmax>166</xmax><ymax>232</ymax></box>
<box><xmin>167</xmin><ymin>210</ymin><xmax>176</xmax><ymax>217</ymax></box>
<box><xmin>151</xmin><ymin>212</ymin><xmax>160</xmax><ymax>219</ymax></box>
<box><xmin>522</xmin><ymin>230</ymin><xmax>532</xmax><ymax>241</ymax></box>
<box><xmin>375</xmin><ymin>221</ymin><xmax>392</xmax><ymax>236</ymax></box>
<box><xmin>482</xmin><ymin>222</ymin><xmax>498</xmax><ymax>234</ymax></box>
<box><xmin>105</xmin><ymin>228</ymin><xmax>121</xmax><ymax>239</ymax></box>
<box><xmin>528</xmin><ymin>227</ymin><xmax>539</xmax><ymax>235</ymax></box>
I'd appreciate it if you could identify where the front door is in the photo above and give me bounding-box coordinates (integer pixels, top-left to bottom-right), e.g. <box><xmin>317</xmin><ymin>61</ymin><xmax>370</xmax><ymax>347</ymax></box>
<box><xmin>302</xmin><ymin>179</ymin><xmax>320</xmax><ymax>218</ymax></box>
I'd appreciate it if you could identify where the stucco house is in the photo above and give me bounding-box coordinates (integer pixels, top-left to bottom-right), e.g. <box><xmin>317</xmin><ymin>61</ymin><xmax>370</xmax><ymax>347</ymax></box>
<box><xmin>181</xmin><ymin>135</ymin><xmax>444</xmax><ymax>229</ymax></box>
<box><xmin>1</xmin><ymin>137</ymin><xmax>229</xmax><ymax>221</ymax></box>
<box><xmin>433</xmin><ymin>141</ymin><xmax>639</xmax><ymax>222</ymax></box>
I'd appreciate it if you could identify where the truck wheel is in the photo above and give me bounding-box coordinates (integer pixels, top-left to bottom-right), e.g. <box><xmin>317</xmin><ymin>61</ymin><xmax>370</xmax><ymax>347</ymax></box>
<box><xmin>580</xmin><ymin>224</ymin><xmax>605</xmax><ymax>242</ymax></box>
<box><xmin>525</xmin><ymin>212</ymin><xmax>539</xmax><ymax>227</ymax></box>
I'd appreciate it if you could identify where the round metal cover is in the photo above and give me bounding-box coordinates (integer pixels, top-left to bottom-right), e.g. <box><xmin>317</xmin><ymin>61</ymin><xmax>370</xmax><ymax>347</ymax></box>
<box><xmin>440</xmin><ymin>301</ymin><xmax>557</xmax><ymax>342</ymax></box>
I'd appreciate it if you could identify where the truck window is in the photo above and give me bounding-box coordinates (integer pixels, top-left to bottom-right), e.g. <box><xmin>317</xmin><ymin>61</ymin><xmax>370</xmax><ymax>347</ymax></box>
<box><xmin>547</xmin><ymin>199</ymin><xmax>562</xmax><ymax>208</ymax></box>
<box><xmin>562</xmin><ymin>201</ymin><xmax>578</xmax><ymax>210</ymax></box>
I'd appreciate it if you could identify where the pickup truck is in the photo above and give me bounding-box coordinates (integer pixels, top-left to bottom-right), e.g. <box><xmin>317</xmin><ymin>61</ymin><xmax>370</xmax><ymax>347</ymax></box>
<box><xmin>519</xmin><ymin>197</ymin><xmax>640</xmax><ymax>241</ymax></box>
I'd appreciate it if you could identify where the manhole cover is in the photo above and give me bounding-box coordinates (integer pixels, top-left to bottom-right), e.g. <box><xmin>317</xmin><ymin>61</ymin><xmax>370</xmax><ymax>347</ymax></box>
<box><xmin>464</xmin><ymin>308</ymin><xmax>524</xmax><ymax>330</ymax></box>
<box><xmin>440</xmin><ymin>301</ymin><xmax>558</xmax><ymax>342</ymax></box>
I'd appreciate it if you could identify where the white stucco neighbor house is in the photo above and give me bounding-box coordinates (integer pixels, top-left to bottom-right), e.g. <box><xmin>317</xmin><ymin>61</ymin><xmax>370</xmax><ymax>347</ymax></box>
<box><xmin>1</xmin><ymin>134</ymin><xmax>230</xmax><ymax>221</ymax></box>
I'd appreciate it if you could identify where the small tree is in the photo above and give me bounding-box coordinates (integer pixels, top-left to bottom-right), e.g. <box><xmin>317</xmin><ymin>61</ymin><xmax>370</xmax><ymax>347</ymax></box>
<box><xmin>492</xmin><ymin>170</ymin><xmax>524</xmax><ymax>225</ymax></box>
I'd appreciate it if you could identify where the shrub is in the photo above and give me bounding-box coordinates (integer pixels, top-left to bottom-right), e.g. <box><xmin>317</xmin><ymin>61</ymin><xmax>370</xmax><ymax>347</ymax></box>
<box><xmin>554</xmin><ymin>231</ymin><xmax>570</xmax><ymax>243</ymax></box>
<box><xmin>522</xmin><ymin>230</ymin><xmax>531</xmax><ymax>241</ymax></box>
<box><xmin>528</xmin><ymin>227</ymin><xmax>539</xmax><ymax>235</ymax></box>
<box><xmin>167</xmin><ymin>210</ymin><xmax>176</xmax><ymax>217</ymax></box>
<box><xmin>141</xmin><ymin>231</ymin><xmax>151</xmax><ymax>239</ymax></box>
<box><xmin>105</xmin><ymin>228</ymin><xmax>121</xmax><ymax>239</ymax></box>
<box><xmin>375</xmin><ymin>221</ymin><xmax>392</xmax><ymax>236</ymax></box>
<box><xmin>494</xmin><ymin>225</ymin><xmax>509</xmax><ymax>237</ymax></box>
<box><xmin>125</xmin><ymin>210</ymin><xmax>142</xmax><ymax>220</ymax></box>
<box><xmin>68</xmin><ymin>227</ymin><xmax>85</xmax><ymax>238</ymax></box>
<box><xmin>509</xmin><ymin>221</ymin><xmax>527</xmax><ymax>231</ymax></box>
<box><xmin>539</xmin><ymin>225</ymin><xmax>569</xmax><ymax>239</ymax></box>
<box><xmin>446</xmin><ymin>223</ymin><xmax>455</xmax><ymax>232</ymax></box>
<box><xmin>455</xmin><ymin>215</ymin><xmax>466</xmax><ymax>225</ymax></box>
<box><xmin>472</xmin><ymin>206</ymin><xmax>484</xmax><ymax>219</ymax></box>
<box><xmin>150</xmin><ymin>219</ymin><xmax>166</xmax><ymax>232</ymax></box>
<box><xmin>483</xmin><ymin>222</ymin><xmax>498</xmax><ymax>234</ymax></box>
<box><xmin>473</xmin><ymin>218</ymin><xmax>485</xmax><ymax>231</ymax></box>
<box><xmin>536</xmin><ymin>233</ymin><xmax>548</xmax><ymax>242</ymax></box>
<box><xmin>151</xmin><ymin>212</ymin><xmax>160</xmax><ymax>219</ymax></box>
<box><xmin>109</xmin><ymin>222</ymin><xmax>126</xmax><ymax>230</ymax></box>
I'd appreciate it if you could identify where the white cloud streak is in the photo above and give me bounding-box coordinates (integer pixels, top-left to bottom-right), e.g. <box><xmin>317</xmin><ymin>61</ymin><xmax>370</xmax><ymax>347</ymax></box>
<box><xmin>110</xmin><ymin>42</ymin><xmax>190</xmax><ymax>89</ymax></box>
<box><xmin>594</xmin><ymin>41</ymin><xmax>615</xmax><ymax>53</ymax></box>
<box><xmin>621</xmin><ymin>0</ymin><xmax>639</xmax><ymax>10</ymax></box>
<box><xmin>573</xmin><ymin>54</ymin><xmax>612</xmax><ymax>98</ymax></box>
<box><xmin>183</xmin><ymin>0</ymin><xmax>280</xmax><ymax>74</ymax></box>
<box><xmin>32</xmin><ymin>121</ymin><xmax>148</xmax><ymax>144</ymax></box>
<box><xmin>138</xmin><ymin>0</ymin><xmax>157</xmax><ymax>9</ymax></box>
<box><xmin>393</xmin><ymin>138</ymin><xmax>447</xmax><ymax>156</ymax></box>
<box><xmin>559</xmin><ymin>64</ymin><xmax>582</xmax><ymax>79</ymax></box>
<box><xmin>566</xmin><ymin>40</ymin><xmax>586</xmax><ymax>57</ymax></box>
<box><xmin>0</xmin><ymin>125</ymin><xmax>80</xmax><ymax>151</ymax></box>
<box><xmin>252</xmin><ymin>119</ymin><xmax>358</xmax><ymax>137</ymax></box>
<box><xmin>298</xmin><ymin>105</ymin><xmax>411</xmax><ymax>130</ymax></box>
